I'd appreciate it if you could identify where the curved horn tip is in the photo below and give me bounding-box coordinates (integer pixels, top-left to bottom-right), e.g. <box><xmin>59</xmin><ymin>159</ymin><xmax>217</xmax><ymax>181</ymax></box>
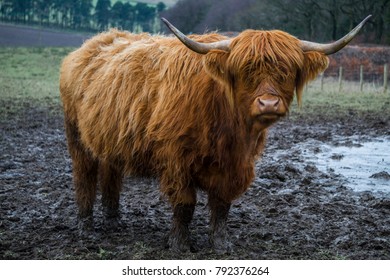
<box><xmin>161</xmin><ymin>17</ymin><xmax>180</xmax><ymax>35</ymax></box>
<box><xmin>355</xmin><ymin>15</ymin><xmax>372</xmax><ymax>30</ymax></box>
<box><xmin>160</xmin><ymin>17</ymin><xmax>171</xmax><ymax>28</ymax></box>
<box><xmin>363</xmin><ymin>14</ymin><xmax>372</xmax><ymax>22</ymax></box>
<box><xmin>300</xmin><ymin>15</ymin><xmax>372</xmax><ymax>55</ymax></box>
<box><xmin>160</xmin><ymin>17</ymin><xmax>231</xmax><ymax>54</ymax></box>
<box><xmin>161</xmin><ymin>17</ymin><xmax>170</xmax><ymax>25</ymax></box>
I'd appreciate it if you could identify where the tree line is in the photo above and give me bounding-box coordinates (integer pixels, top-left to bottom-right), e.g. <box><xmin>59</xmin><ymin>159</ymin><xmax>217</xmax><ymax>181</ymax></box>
<box><xmin>162</xmin><ymin>0</ymin><xmax>390</xmax><ymax>44</ymax></box>
<box><xmin>0</xmin><ymin>0</ymin><xmax>389</xmax><ymax>44</ymax></box>
<box><xmin>0</xmin><ymin>0</ymin><xmax>167</xmax><ymax>32</ymax></box>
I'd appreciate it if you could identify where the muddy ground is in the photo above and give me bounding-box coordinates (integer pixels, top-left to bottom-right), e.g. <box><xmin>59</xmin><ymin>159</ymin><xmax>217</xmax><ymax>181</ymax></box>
<box><xmin>0</xmin><ymin>97</ymin><xmax>390</xmax><ymax>260</ymax></box>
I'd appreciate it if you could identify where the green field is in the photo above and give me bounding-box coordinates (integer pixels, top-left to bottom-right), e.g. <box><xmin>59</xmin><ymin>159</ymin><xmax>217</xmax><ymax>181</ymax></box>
<box><xmin>295</xmin><ymin>78</ymin><xmax>390</xmax><ymax>117</ymax></box>
<box><xmin>0</xmin><ymin>47</ymin><xmax>389</xmax><ymax>118</ymax></box>
<box><xmin>0</xmin><ymin>48</ymin><xmax>73</xmax><ymax>123</ymax></box>
<box><xmin>0</xmin><ymin>47</ymin><xmax>72</xmax><ymax>101</ymax></box>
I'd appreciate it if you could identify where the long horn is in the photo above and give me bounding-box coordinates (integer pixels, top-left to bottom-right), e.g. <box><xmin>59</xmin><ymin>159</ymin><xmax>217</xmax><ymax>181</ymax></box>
<box><xmin>300</xmin><ymin>15</ymin><xmax>372</xmax><ymax>55</ymax></box>
<box><xmin>161</xmin><ymin>17</ymin><xmax>231</xmax><ymax>54</ymax></box>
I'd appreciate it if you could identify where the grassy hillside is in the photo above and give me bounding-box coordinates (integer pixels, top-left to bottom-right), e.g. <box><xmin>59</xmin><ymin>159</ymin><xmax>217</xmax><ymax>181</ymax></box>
<box><xmin>0</xmin><ymin>47</ymin><xmax>73</xmax><ymax>123</ymax></box>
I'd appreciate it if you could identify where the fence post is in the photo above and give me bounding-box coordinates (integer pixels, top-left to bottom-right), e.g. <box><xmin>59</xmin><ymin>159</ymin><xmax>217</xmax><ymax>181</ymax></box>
<box><xmin>384</xmin><ymin>64</ymin><xmax>388</xmax><ymax>93</ymax></box>
<box><xmin>360</xmin><ymin>65</ymin><xmax>364</xmax><ymax>92</ymax></box>
<box><xmin>338</xmin><ymin>66</ymin><xmax>343</xmax><ymax>92</ymax></box>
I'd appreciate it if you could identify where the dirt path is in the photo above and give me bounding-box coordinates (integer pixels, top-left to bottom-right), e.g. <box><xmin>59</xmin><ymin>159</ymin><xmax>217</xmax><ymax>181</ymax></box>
<box><xmin>0</xmin><ymin>23</ymin><xmax>90</xmax><ymax>47</ymax></box>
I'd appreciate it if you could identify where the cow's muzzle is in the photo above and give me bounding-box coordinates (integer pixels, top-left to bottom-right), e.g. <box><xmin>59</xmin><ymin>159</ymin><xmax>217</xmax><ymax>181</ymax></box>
<box><xmin>257</xmin><ymin>96</ymin><xmax>280</xmax><ymax>113</ymax></box>
<box><xmin>255</xmin><ymin>96</ymin><xmax>284</xmax><ymax>120</ymax></box>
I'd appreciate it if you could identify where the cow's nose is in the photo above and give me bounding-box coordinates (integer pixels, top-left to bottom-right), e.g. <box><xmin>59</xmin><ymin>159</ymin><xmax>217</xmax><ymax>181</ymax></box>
<box><xmin>257</xmin><ymin>97</ymin><xmax>280</xmax><ymax>113</ymax></box>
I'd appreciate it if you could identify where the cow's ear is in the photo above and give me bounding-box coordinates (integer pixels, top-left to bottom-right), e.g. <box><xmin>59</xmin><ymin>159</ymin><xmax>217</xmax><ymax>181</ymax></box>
<box><xmin>295</xmin><ymin>52</ymin><xmax>329</xmax><ymax>106</ymax></box>
<box><xmin>202</xmin><ymin>50</ymin><xmax>235</xmax><ymax>108</ymax></box>
<box><xmin>202</xmin><ymin>50</ymin><xmax>231</xmax><ymax>84</ymax></box>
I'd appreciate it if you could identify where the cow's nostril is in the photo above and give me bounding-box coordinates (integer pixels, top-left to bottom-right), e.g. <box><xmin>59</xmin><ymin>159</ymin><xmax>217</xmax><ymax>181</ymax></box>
<box><xmin>258</xmin><ymin>97</ymin><xmax>280</xmax><ymax>110</ymax></box>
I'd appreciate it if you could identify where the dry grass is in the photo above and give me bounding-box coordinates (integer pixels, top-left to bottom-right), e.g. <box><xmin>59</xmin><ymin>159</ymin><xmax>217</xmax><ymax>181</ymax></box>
<box><xmin>294</xmin><ymin>77</ymin><xmax>390</xmax><ymax>116</ymax></box>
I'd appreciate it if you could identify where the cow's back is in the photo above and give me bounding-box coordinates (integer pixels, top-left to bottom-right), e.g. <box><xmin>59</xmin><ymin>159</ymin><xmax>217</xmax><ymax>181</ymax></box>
<box><xmin>59</xmin><ymin>29</ymin><xmax>233</xmax><ymax>176</ymax></box>
<box><xmin>60</xmin><ymin>30</ymin><xmax>160</xmax><ymax>164</ymax></box>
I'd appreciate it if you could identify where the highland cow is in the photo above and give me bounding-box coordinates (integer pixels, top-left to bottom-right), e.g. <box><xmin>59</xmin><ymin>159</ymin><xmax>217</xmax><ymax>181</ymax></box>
<box><xmin>60</xmin><ymin>16</ymin><xmax>371</xmax><ymax>253</ymax></box>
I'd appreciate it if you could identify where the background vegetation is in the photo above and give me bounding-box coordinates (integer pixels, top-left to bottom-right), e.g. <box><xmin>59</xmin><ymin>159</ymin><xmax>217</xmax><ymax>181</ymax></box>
<box><xmin>0</xmin><ymin>0</ymin><xmax>167</xmax><ymax>32</ymax></box>
<box><xmin>0</xmin><ymin>0</ymin><xmax>389</xmax><ymax>44</ymax></box>
<box><xmin>162</xmin><ymin>0</ymin><xmax>390</xmax><ymax>44</ymax></box>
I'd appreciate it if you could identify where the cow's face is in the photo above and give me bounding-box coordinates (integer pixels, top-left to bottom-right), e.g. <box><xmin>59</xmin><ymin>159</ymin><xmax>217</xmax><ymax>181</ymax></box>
<box><xmin>162</xmin><ymin>16</ymin><xmax>370</xmax><ymax>129</ymax></box>
<box><xmin>202</xmin><ymin>30</ymin><xmax>329</xmax><ymax>128</ymax></box>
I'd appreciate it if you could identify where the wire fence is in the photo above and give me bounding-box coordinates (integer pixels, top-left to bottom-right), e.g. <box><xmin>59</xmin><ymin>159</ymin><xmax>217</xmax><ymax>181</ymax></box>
<box><xmin>307</xmin><ymin>64</ymin><xmax>389</xmax><ymax>94</ymax></box>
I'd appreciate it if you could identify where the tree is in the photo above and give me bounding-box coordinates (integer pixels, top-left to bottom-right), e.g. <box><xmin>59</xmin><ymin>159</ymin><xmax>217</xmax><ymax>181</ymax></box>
<box><xmin>198</xmin><ymin>0</ymin><xmax>254</xmax><ymax>32</ymax></box>
<box><xmin>74</xmin><ymin>0</ymin><xmax>93</xmax><ymax>30</ymax></box>
<box><xmin>340</xmin><ymin>0</ymin><xmax>390</xmax><ymax>43</ymax></box>
<box><xmin>157</xmin><ymin>2</ymin><xmax>166</xmax><ymax>13</ymax></box>
<box><xmin>161</xmin><ymin>0</ymin><xmax>386</xmax><ymax>44</ymax></box>
<box><xmin>0</xmin><ymin>0</ymin><xmax>387</xmax><ymax>44</ymax></box>
<box><xmin>122</xmin><ymin>2</ymin><xmax>136</xmax><ymax>31</ymax></box>
<box><xmin>111</xmin><ymin>1</ymin><xmax>124</xmax><ymax>28</ymax></box>
<box><xmin>1</xmin><ymin>0</ymin><xmax>33</xmax><ymax>23</ymax></box>
<box><xmin>34</xmin><ymin>0</ymin><xmax>52</xmax><ymax>26</ymax></box>
<box><xmin>95</xmin><ymin>0</ymin><xmax>111</xmax><ymax>30</ymax></box>
<box><xmin>52</xmin><ymin>0</ymin><xmax>75</xmax><ymax>28</ymax></box>
<box><xmin>161</xmin><ymin>0</ymin><xmax>213</xmax><ymax>33</ymax></box>
<box><xmin>135</xmin><ymin>2</ymin><xmax>156</xmax><ymax>32</ymax></box>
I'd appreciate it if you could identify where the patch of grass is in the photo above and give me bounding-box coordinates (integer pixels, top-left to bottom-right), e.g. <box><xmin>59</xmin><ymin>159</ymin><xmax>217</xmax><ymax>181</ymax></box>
<box><xmin>0</xmin><ymin>47</ymin><xmax>73</xmax><ymax>102</ymax></box>
<box><xmin>315</xmin><ymin>249</ymin><xmax>348</xmax><ymax>260</ymax></box>
<box><xmin>2</xmin><ymin>250</ymin><xmax>20</xmax><ymax>259</ymax></box>
<box><xmin>98</xmin><ymin>247</ymin><xmax>109</xmax><ymax>259</ymax></box>
<box><xmin>0</xmin><ymin>47</ymin><xmax>73</xmax><ymax>121</ymax></box>
<box><xmin>131</xmin><ymin>241</ymin><xmax>153</xmax><ymax>259</ymax></box>
<box><xmin>291</xmin><ymin>78</ymin><xmax>390</xmax><ymax>117</ymax></box>
<box><xmin>0</xmin><ymin>47</ymin><xmax>71</xmax><ymax>80</ymax></box>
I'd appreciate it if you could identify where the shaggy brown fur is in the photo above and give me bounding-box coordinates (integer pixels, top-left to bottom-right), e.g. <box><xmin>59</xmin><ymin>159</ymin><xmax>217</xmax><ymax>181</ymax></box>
<box><xmin>60</xmin><ymin>28</ymin><xmax>328</xmax><ymax>252</ymax></box>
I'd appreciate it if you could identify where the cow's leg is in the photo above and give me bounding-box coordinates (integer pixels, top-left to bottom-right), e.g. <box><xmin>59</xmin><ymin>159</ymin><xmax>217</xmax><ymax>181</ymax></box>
<box><xmin>168</xmin><ymin>202</ymin><xmax>196</xmax><ymax>252</ymax></box>
<box><xmin>64</xmin><ymin>118</ymin><xmax>98</xmax><ymax>230</ymax></box>
<box><xmin>208</xmin><ymin>193</ymin><xmax>232</xmax><ymax>254</ymax></box>
<box><xmin>99</xmin><ymin>161</ymin><xmax>123</xmax><ymax>228</ymax></box>
<box><xmin>163</xmin><ymin>179</ymin><xmax>197</xmax><ymax>252</ymax></box>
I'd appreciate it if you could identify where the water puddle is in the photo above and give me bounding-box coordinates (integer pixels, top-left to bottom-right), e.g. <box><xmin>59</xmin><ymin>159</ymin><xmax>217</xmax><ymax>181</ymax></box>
<box><xmin>303</xmin><ymin>137</ymin><xmax>390</xmax><ymax>193</ymax></box>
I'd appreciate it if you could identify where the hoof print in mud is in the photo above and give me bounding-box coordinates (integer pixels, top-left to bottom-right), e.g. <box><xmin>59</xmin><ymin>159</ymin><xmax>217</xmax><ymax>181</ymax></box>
<box><xmin>77</xmin><ymin>216</ymin><xmax>94</xmax><ymax>232</ymax></box>
<box><xmin>102</xmin><ymin>216</ymin><xmax>124</xmax><ymax>230</ymax></box>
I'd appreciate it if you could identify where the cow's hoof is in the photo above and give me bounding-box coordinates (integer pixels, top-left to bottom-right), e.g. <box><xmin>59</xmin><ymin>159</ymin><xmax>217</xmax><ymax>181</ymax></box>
<box><xmin>103</xmin><ymin>216</ymin><xmax>123</xmax><ymax>230</ymax></box>
<box><xmin>166</xmin><ymin>236</ymin><xmax>198</xmax><ymax>253</ymax></box>
<box><xmin>168</xmin><ymin>237</ymin><xmax>191</xmax><ymax>253</ymax></box>
<box><xmin>77</xmin><ymin>216</ymin><xmax>95</xmax><ymax>238</ymax></box>
<box><xmin>213</xmin><ymin>242</ymin><xmax>233</xmax><ymax>255</ymax></box>
<box><xmin>211</xmin><ymin>235</ymin><xmax>233</xmax><ymax>255</ymax></box>
<box><xmin>78</xmin><ymin>216</ymin><xmax>94</xmax><ymax>231</ymax></box>
<box><xmin>167</xmin><ymin>229</ymin><xmax>197</xmax><ymax>253</ymax></box>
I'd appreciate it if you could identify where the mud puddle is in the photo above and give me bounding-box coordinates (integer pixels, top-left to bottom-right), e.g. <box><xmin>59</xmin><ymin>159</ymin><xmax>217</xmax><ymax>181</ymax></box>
<box><xmin>301</xmin><ymin>137</ymin><xmax>390</xmax><ymax>193</ymax></box>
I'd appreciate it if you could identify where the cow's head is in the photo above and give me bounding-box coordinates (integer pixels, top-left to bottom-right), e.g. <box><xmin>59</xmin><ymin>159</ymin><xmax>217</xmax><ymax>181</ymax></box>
<box><xmin>162</xmin><ymin>16</ymin><xmax>371</xmax><ymax>128</ymax></box>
